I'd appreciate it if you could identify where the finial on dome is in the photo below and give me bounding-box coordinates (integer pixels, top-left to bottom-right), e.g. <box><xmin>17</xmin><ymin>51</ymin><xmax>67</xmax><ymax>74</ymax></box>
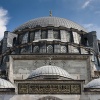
<box><xmin>49</xmin><ymin>10</ymin><xmax>52</xmax><ymax>16</ymax></box>
<box><xmin>49</xmin><ymin>56</ymin><xmax>52</xmax><ymax>65</ymax></box>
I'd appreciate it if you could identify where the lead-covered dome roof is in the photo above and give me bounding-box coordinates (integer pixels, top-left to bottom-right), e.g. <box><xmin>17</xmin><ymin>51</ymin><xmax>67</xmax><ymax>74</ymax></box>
<box><xmin>14</xmin><ymin>17</ymin><xmax>87</xmax><ymax>32</ymax></box>
<box><xmin>0</xmin><ymin>78</ymin><xmax>15</xmax><ymax>88</ymax></box>
<box><xmin>28</xmin><ymin>65</ymin><xmax>73</xmax><ymax>79</ymax></box>
<box><xmin>84</xmin><ymin>78</ymin><xmax>100</xmax><ymax>88</ymax></box>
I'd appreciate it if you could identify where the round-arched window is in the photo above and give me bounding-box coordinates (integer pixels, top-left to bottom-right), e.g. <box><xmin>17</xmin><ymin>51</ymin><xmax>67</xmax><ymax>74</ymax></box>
<box><xmin>61</xmin><ymin>45</ymin><xmax>67</xmax><ymax>53</ymax></box>
<box><xmin>47</xmin><ymin>45</ymin><xmax>53</xmax><ymax>53</ymax></box>
<box><xmin>33</xmin><ymin>46</ymin><xmax>39</xmax><ymax>53</ymax></box>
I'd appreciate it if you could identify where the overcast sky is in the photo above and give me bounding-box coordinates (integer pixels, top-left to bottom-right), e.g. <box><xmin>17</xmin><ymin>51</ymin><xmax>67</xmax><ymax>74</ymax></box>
<box><xmin>0</xmin><ymin>0</ymin><xmax>100</xmax><ymax>39</ymax></box>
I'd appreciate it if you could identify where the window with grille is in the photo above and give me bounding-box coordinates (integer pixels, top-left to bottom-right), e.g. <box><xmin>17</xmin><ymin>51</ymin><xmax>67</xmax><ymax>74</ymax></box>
<box><xmin>33</xmin><ymin>46</ymin><xmax>39</xmax><ymax>53</ymax></box>
<box><xmin>20</xmin><ymin>47</ymin><xmax>27</xmax><ymax>54</ymax></box>
<box><xmin>47</xmin><ymin>45</ymin><xmax>53</xmax><ymax>53</ymax></box>
<box><xmin>61</xmin><ymin>45</ymin><xmax>67</xmax><ymax>53</ymax></box>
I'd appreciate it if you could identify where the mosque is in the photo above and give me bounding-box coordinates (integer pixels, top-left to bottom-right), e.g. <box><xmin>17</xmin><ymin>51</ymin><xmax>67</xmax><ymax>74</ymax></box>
<box><xmin>0</xmin><ymin>12</ymin><xmax>100</xmax><ymax>100</ymax></box>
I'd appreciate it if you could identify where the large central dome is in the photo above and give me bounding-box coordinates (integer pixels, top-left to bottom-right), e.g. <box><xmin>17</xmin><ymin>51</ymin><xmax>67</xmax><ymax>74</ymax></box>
<box><xmin>14</xmin><ymin>16</ymin><xmax>87</xmax><ymax>32</ymax></box>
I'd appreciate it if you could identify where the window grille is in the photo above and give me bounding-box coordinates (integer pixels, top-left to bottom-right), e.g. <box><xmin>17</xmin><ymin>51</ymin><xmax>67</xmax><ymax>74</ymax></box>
<box><xmin>61</xmin><ymin>46</ymin><xmax>67</xmax><ymax>53</ymax></box>
<box><xmin>47</xmin><ymin>45</ymin><xmax>53</xmax><ymax>53</ymax></box>
<box><xmin>20</xmin><ymin>47</ymin><xmax>27</xmax><ymax>54</ymax></box>
<box><xmin>33</xmin><ymin>46</ymin><xmax>39</xmax><ymax>53</ymax></box>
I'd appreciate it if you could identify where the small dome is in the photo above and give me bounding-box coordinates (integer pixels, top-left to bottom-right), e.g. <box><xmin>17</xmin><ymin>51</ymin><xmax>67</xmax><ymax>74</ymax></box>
<box><xmin>0</xmin><ymin>78</ymin><xmax>15</xmax><ymax>88</ymax></box>
<box><xmin>84</xmin><ymin>78</ymin><xmax>100</xmax><ymax>88</ymax></box>
<box><xmin>28</xmin><ymin>65</ymin><xmax>73</xmax><ymax>79</ymax></box>
<box><xmin>14</xmin><ymin>17</ymin><xmax>87</xmax><ymax>32</ymax></box>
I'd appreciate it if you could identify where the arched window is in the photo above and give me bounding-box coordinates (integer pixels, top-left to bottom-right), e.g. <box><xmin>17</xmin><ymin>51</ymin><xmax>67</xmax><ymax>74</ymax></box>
<box><xmin>47</xmin><ymin>45</ymin><xmax>53</xmax><ymax>53</ymax></box>
<box><xmin>61</xmin><ymin>45</ymin><xmax>67</xmax><ymax>53</ymax></box>
<box><xmin>41</xmin><ymin>31</ymin><xmax>47</xmax><ymax>39</ymax></box>
<box><xmin>20</xmin><ymin>47</ymin><xmax>27</xmax><ymax>54</ymax></box>
<box><xmin>33</xmin><ymin>46</ymin><xmax>39</xmax><ymax>53</ymax></box>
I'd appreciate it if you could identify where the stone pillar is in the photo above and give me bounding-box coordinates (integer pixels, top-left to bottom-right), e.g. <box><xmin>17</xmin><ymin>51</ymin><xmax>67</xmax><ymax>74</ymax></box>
<box><xmin>84</xmin><ymin>31</ymin><xmax>98</xmax><ymax>54</ymax></box>
<box><xmin>8</xmin><ymin>56</ymin><xmax>14</xmax><ymax>83</ymax></box>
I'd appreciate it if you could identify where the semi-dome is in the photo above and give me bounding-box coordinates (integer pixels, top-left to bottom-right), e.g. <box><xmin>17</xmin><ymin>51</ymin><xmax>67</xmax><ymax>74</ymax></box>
<box><xmin>84</xmin><ymin>78</ymin><xmax>100</xmax><ymax>88</ymax></box>
<box><xmin>28</xmin><ymin>65</ymin><xmax>73</xmax><ymax>79</ymax></box>
<box><xmin>14</xmin><ymin>16</ymin><xmax>87</xmax><ymax>32</ymax></box>
<box><xmin>0</xmin><ymin>78</ymin><xmax>15</xmax><ymax>88</ymax></box>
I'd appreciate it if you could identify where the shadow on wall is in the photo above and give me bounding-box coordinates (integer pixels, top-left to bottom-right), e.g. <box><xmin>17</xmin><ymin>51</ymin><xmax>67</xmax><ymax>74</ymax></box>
<box><xmin>2</xmin><ymin>95</ymin><xmax>100</xmax><ymax>100</ymax></box>
<box><xmin>0</xmin><ymin>95</ymin><xmax>78</xmax><ymax>100</ymax></box>
<box><xmin>0</xmin><ymin>95</ymin><xmax>14</xmax><ymax>100</ymax></box>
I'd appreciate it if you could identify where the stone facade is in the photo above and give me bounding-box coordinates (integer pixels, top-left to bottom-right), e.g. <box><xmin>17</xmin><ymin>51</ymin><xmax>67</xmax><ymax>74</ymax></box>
<box><xmin>0</xmin><ymin>16</ymin><xmax>100</xmax><ymax>100</ymax></box>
